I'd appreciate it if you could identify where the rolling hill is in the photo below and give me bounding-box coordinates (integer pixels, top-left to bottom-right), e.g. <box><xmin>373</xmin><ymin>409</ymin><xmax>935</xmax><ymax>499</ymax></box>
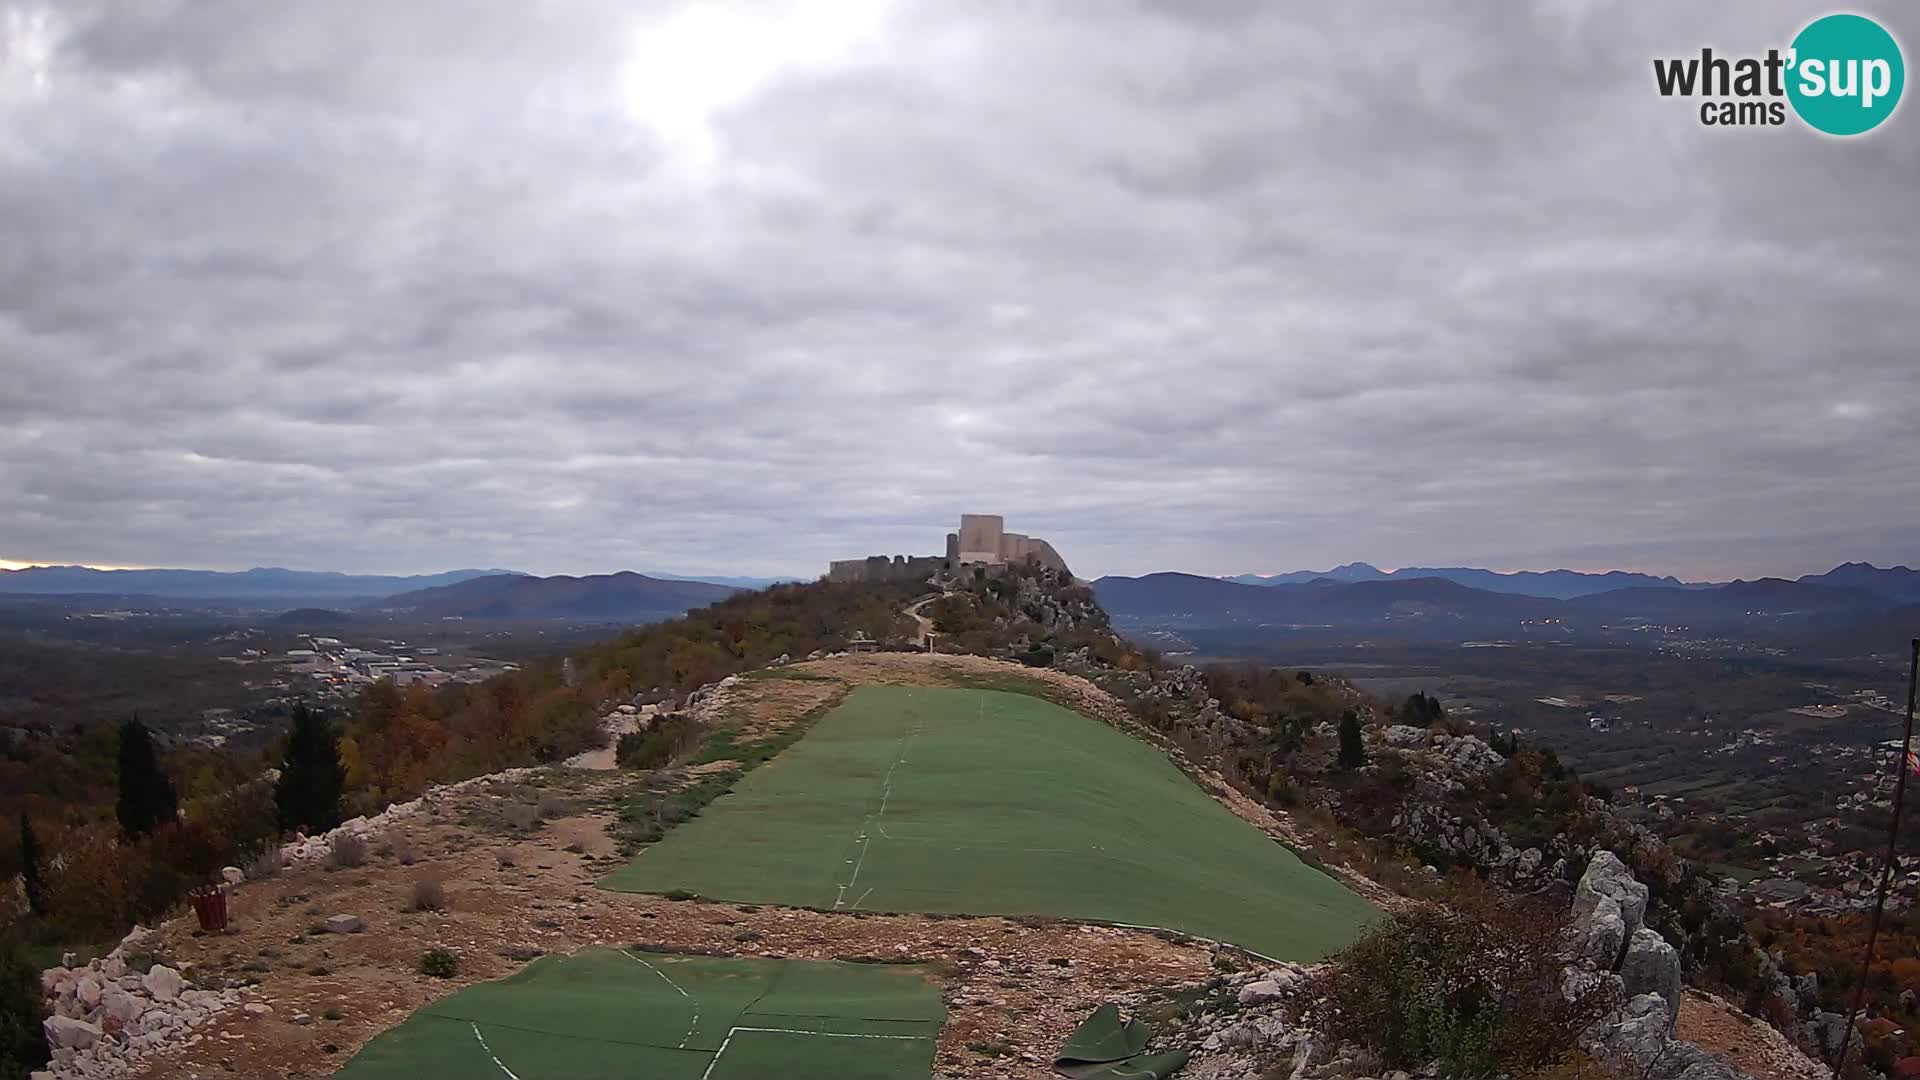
<box><xmin>0</xmin><ymin>565</ymin><xmax>517</xmax><ymax>600</ymax></box>
<box><xmin>371</xmin><ymin>571</ymin><xmax>738</xmax><ymax>619</ymax></box>
<box><xmin>1797</xmin><ymin>562</ymin><xmax>1920</xmax><ymax>603</ymax></box>
<box><xmin>1225</xmin><ymin>562</ymin><xmax>1691</xmax><ymax>599</ymax></box>
<box><xmin>1094</xmin><ymin>572</ymin><xmax>1555</xmax><ymax>625</ymax></box>
<box><xmin>1097</xmin><ymin>570</ymin><xmax>1900</xmax><ymax>635</ymax></box>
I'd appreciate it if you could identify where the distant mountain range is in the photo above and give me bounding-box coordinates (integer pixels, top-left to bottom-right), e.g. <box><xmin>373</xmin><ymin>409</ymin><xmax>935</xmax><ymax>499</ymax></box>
<box><xmin>1223</xmin><ymin>560</ymin><xmax>1920</xmax><ymax>604</ymax></box>
<box><xmin>1223</xmin><ymin>562</ymin><xmax>1694</xmax><ymax>599</ymax></box>
<box><xmin>1796</xmin><ymin>562</ymin><xmax>1920</xmax><ymax>602</ymax></box>
<box><xmin>646</xmin><ymin>572</ymin><xmax>804</xmax><ymax>590</ymax></box>
<box><xmin>0</xmin><ymin>565</ymin><xmax>795</xmax><ymax>602</ymax></box>
<box><xmin>1099</xmin><ymin>562</ymin><xmax>1914</xmax><ymax>635</ymax></box>
<box><xmin>0</xmin><ymin>565</ymin><xmax>515</xmax><ymax>600</ymax></box>
<box><xmin>370</xmin><ymin>572</ymin><xmax>737</xmax><ymax>619</ymax></box>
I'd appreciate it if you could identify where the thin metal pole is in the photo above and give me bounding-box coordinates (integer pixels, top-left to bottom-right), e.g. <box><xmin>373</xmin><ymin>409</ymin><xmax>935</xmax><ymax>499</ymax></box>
<box><xmin>1833</xmin><ymin>638</ymin><xmax>1920</xmax><ymax>1078</ymax></box>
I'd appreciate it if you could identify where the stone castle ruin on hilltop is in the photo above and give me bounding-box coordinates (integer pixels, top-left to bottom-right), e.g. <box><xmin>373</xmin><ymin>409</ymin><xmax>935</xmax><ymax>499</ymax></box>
<box><xmin>826</xmin><ymin>513</ymin><xmax>1070</xmax><ymax>583</ymax></box>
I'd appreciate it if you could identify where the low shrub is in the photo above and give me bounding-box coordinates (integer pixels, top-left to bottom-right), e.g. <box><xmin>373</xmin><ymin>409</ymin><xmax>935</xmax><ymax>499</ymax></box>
<box><xmin>0</xmin><ymin>939</ymin><xmax>50</xmax><ymax>1078</ymax></box>
<box><xmin>327</xmin><ymin>835</ymin><xmax>367</xmax><ymax>870</ymax></box>
<box><xmin>408</xmin><ymin>878</ymin><xmax>447</xmax><ymax>913</ymax></box>
<box><xmin>1301</xmin><ymin>881</ymin><xmax>1618</xmax><ymax>1078</ymax></box>
<box><xmin>419</xmin><ymin>948</ymin><xmax>458</xmax><ymax>979</ymax></box>
<box><xmin>615</xmin><ymin>717</ymin><xmax>702</xmax><ymax>771</ymax></box>
<box><xmin>246</xmin><ymin>846</ymin><xmax>283</xmax><ymax>880</ymax></box>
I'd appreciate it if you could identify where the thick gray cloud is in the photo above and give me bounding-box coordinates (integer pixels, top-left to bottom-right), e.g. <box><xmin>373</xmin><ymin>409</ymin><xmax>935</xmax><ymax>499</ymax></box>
<box><xmin>3</xmin><ymin>0</ymin><xmax>1916</xmax><ymax>580</ymax></box>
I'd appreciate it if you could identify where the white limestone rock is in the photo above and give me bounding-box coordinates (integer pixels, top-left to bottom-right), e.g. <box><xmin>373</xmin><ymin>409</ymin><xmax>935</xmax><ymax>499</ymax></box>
<box><xmin>100</xmin><ymin>989</ymin><xmax>145</xmax><ymax>1026</ymax></box>
<box><xmin>1572</xmin><ymin>851</ymin><xmax>1648</xmax><ymax>968</ymax></box>
<box><xmin>44</xmin><ymin>1015</ymin><xmax>103</xmax><ymax>1050</ymax></box>
<box><xmin>141</xmin><ymin>964</ymin><xmax>185</xmax><ymax>1002</ymax></box>
<box><xmin>1620</xmin><ymin>928</ymin><xmax>1682</xmax><ymax>1029</ymax></box>
<box><xmin>1383</xmin><ymin>725</ymin><xmax>1431</xmax><ymax>748</ymax></box>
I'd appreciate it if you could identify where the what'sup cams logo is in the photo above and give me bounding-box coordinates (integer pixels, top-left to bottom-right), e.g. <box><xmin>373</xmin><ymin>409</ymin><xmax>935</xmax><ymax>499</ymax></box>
<box><xmin>1654</xmin><ymin>12</ymin><xmax>1905</xmax><ymax>135</ymax></box>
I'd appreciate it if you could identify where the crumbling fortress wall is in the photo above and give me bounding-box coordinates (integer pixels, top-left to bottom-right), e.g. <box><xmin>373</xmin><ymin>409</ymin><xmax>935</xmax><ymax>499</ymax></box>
<box><xmin>826</xmin><ymin>513</ymin><xmax>1069</xmax><ymax>582</ymax></box>
<box><xmin>826</xmin><ymin>554</ymin><xmax>948</xmax><ymax>584</ymax></box>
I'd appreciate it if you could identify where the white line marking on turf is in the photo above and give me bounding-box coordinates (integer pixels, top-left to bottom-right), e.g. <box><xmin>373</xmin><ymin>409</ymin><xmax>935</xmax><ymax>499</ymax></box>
<box><xmin>835</xmin><ymin>705</ymin><xmax>924</xmax><ymax>907</ymax></box>
<box><xmin>470</xmin><ymin>1022</ymin><xmax>522</xmax><ymax>1080</ymax></box>
<box><xmin>850</xmin><ymin>886</ymin><xmax>875</xmax><ymax>910</ymax></box>
<box><xmin>700</xmin><ymin>1025</ymin><xmax>924</xmax><ymax>1080</ymax></box>
<box><xmin>731</xmin><ymin>1026</ymin><xmax>922</xmax><ymax>1039</ymax></box>
<box><xmin>626</xmin><ymin>951</ymin><xmax>701</xmax><ymax>1048</ymax></box>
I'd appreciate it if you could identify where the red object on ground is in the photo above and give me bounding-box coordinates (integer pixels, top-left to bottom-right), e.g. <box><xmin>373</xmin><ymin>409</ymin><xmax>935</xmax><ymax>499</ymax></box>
<box><xmin>189</xmin><ymin>885</ymin><xmax>229</xmax><ymax>932</ymax></box>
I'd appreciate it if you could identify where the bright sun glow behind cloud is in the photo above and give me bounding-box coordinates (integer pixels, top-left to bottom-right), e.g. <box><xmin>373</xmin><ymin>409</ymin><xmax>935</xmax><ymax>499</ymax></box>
<box><xmin>619</xmin><ymin>1</ymin><xmax>889</xmax><ymax>168</ymax></box>
<box><xmin>0</xmin><ymin>558</ymin><xmax>150</xmax><ymax>571</ymax></box>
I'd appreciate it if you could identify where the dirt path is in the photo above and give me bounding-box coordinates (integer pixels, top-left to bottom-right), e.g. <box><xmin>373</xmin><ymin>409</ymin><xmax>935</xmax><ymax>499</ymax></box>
<box><xmin>1677</xmin><ymin>988</ymin><xmax>1825</xmax><ymax>1080</ymax></box>
<box><xmin>561</xmin><ymin>710</ymin><xmax>639</xmax><ymax>770</ymax></box>
<box><xmin>905</xmin><ymin>592</ymin><xmax>942</xmax><ymax>648</ymax></box>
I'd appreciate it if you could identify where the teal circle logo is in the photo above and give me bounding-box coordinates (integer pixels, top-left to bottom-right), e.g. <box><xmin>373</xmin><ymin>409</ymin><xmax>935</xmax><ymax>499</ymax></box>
<box><xmin>1787</xmin><ymin>13</ymin><xmax>1905</xmax><ymax>136</ymax></box>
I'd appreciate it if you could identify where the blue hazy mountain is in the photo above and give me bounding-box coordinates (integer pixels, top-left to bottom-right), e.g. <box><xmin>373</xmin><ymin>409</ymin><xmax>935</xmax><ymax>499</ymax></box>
<box><xmin>646</xmin><ymin>572</ymin><xmax>803</xmax><ymax>590</ymax></box>
<box><xmin>1099</xmin><ymin>570</ymin><xmax>1893</xmax><ymax>630</ymax></box>
<box><xmin>1796</xmin><ymin>562</ymin><xmax>1920</xmax><ymax>603</ymax></box>
<box><xmin>371</xmin><ymin>572</ymin><xmax>737</xmax><ymax>618</ymax></box>
<box><xmin>1224</xmin><ymin>562</ymin><xmax>1692</xmax><ymax>599</ymax></box>
<box><xmin>0</xmin><ymin>565</ymin><xmax>520</xmax><ymax>600</ymax></box>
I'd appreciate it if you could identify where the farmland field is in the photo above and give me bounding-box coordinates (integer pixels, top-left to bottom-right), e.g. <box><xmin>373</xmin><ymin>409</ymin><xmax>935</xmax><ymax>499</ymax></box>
<box><xmin>602</xmin><ymin>685</ymin><xmax>1375</xmax><ymax>961</ymax></box>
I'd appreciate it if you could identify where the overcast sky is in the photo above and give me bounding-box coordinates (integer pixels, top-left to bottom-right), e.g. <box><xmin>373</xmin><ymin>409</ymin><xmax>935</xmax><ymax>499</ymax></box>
<box><xmin>4</xmin><ymin>1</ymin><xmax>1916</xmax><ymax>581</ymax></box>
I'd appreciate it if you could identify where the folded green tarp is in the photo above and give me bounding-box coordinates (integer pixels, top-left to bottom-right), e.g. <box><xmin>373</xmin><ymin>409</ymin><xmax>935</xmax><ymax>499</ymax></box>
<box><xmin>1054</xmin><ymin>1003</ymin><xmax>1189</xmax><ymax>1080</ymax></box>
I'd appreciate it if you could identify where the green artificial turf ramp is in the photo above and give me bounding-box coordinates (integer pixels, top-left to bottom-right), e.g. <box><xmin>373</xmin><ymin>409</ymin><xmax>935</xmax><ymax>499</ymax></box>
<box><xmin>602</xmin><ymin>685</ymin><xmax>1375</xmax><ymax>961</ymax></box>
<box><xmin>1055</xmin><ymin>1002</ymin><xmax>1188</xmax><ymax>1080</ymax></box>
<box><xmin>332</xmin><ymin>949</ymin><xmax>944</xmax><ymax>1080</ymax></box>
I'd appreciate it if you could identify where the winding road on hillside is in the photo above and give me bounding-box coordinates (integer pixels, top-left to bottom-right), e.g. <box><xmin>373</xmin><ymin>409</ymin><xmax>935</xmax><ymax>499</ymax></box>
<box><xmin>905</xmin><ymin>592</ymin><xmax>942</xmax><ymax>648</ymax></box>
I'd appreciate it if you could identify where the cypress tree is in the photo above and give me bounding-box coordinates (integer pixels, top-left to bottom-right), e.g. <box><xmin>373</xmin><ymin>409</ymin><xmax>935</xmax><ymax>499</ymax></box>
<box><xmin>1337</xmin><ymin>708</ymin><xmax>1367</xmax><ymax>769</ymax></box>
<box><xmin>275</xmin><ymin>703</ymin><xmax>346</xmax><ymax>835</ymax></box>
<box><xmin>17</xmin><ymin>812</ymin><xmax>47</xmax><ymax>916</ymax></box>
<box><xmin>115</xmin><ymin>717</ymin><xmax>179</xmax><ymax>839</ymax></box>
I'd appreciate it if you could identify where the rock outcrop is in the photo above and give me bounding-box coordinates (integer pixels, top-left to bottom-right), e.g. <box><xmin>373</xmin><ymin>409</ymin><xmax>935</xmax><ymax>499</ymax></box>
<box><xmin>1572</xmin><ymin>850</ymin><xmax>1648</xmax><ymax>969</ymax></box>
<box><xmin>1567</xmin><ymin>851</ymin><xmax>1755</xmax><ymax>1078</ymax></box>
<box><xmin>39</xmin><ymin>926</ymin><xmax>254</xmax><ymax>1080</ymax></box>
<box><xmin>1620</xmin><ymin>927</ymin><xmax>1683</xmax><ymax>1024</ymax></box>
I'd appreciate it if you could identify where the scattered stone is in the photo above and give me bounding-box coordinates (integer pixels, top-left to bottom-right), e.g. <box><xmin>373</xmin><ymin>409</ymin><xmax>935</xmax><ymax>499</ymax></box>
<box><xmin>243</xmin><ymin>1003</ymin><xmax>273</xmax><ymax>1017</ymax></box>
<box><xmin>45</xmin><ymin>1015</ymin><xmax>103</xmax><ymax>1051</ymax></box>
<box><xmin>142</xmin><ymin>965</ymin><xmax>185</xmax><ymax>1002</ymax></box>
<box><xmin>1237</xmin><ymin>979</ymin><xmax>1288</xmax><ymax>1006</ymax></box>
<box><xmin>324</xmin><ymin>914</ymin><xmax>364</xmax><ymax>934</ymax></box>
<box><xmin>291</xmin><ymin>1013</ymin><xmax>314</xmax><ymax>1026</ymax></box>
<box><xmin>100</xmin><ymin>989</ymin><xmax>146</xmax><ymax>1025</ymax></box>
<box><xmin>221</xmin><ymin>866</ymin><xmax>245</xmax><ymax>886</ymax></box>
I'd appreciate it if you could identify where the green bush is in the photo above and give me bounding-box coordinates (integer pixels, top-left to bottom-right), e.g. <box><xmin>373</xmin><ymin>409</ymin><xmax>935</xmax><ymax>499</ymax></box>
<box><xmin>0</xmin><ymin>939</ymin><xmax>50</xmax><ymax>1079</ymax></box>
<box><xmin>615</xmin><ymin>716</ymin><xmax>701</xmax><ymax>771</ymax></box>
<box><xmin>1302</xmin><ymin>883</ymin><xmax>1617</xmax><ymax>1077</ymax></box>
<box><xmin>1265</xmin><ymin>773</ymin><xmax>1299</xmax><ymax>807</ymax></box>
<box><xmin>419</xmin><ymin>948</ymin><xmax>459</xmax><ymax>978</ymax></box>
